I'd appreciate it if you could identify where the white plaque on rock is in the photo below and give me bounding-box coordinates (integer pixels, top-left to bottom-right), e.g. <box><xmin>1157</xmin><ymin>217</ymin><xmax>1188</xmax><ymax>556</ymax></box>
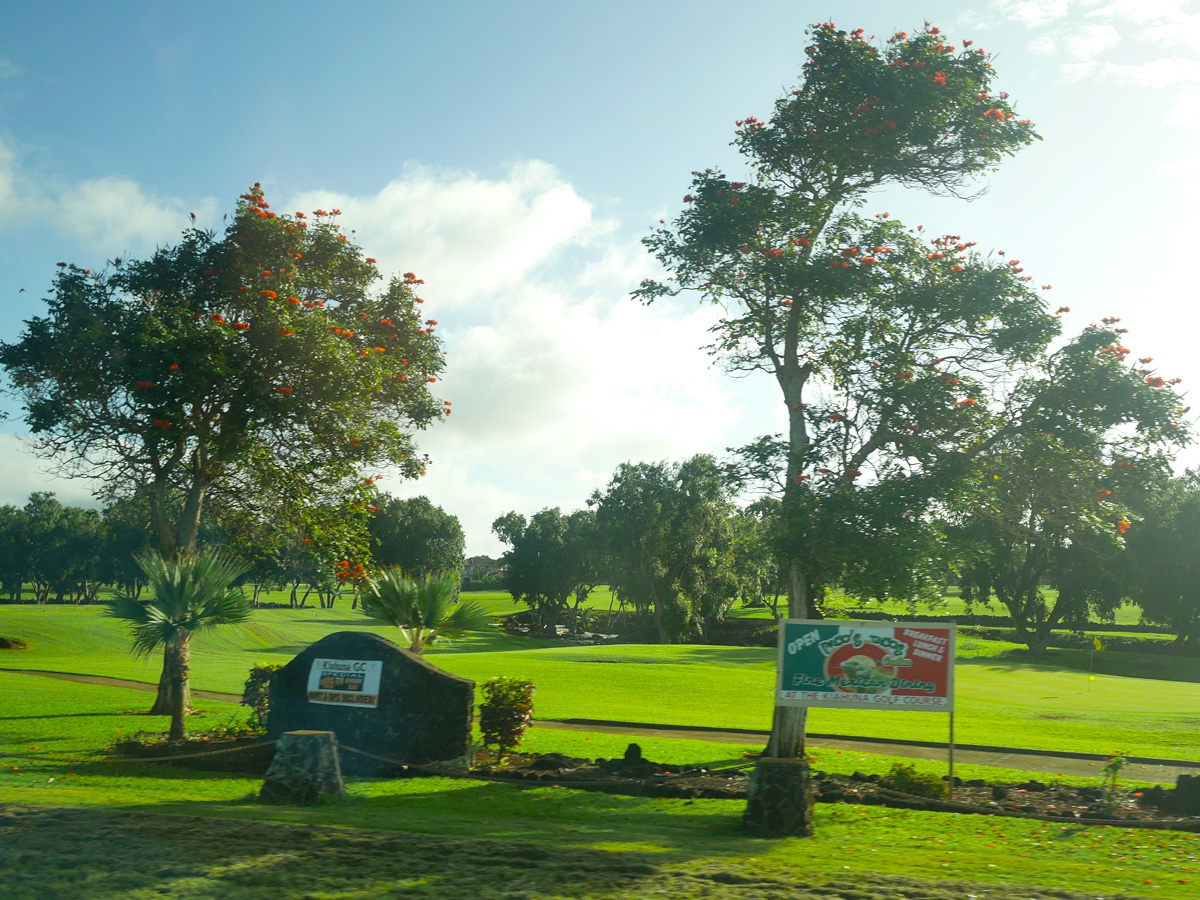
<box><xmin>306</xmin><ymin>658</ymin><xmax>383</xmax><ymax>707</ymax></box>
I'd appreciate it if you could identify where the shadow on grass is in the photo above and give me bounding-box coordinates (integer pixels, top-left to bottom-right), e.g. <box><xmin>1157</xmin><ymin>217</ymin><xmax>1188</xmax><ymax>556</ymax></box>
<box><xmin>541</xmin><ymin>646</ymin><xmax>774</xmax><ymax>667</ymax></box>
<box><xmin>0</xmin><ymin>788</ymin><xmax>734</xmax><ymax>900</ymax></box>
<box><xmin>957</xmin><ymin>651</ymin><xmax>1200</xmax><ymax>684</ymax></box>
<box><xmin>0</xmin><ymin>711</ymin><xmax>137</xmax><ymax>721</ymax></box>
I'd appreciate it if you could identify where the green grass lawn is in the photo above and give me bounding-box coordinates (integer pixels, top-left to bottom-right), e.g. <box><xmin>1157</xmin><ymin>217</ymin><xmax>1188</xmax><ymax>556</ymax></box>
<box><xmin>3</xmin><ymin>606</ymin><xmax>1199</xmax><ymax>761</ymax></box>
<box><xmin>2</xmin><ymin>672</ymin><xmax>1197</xmax><ymax>900</ymax></box>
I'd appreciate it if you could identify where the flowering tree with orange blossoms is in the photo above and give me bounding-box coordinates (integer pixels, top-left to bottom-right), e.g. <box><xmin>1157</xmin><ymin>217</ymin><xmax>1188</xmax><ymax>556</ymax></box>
<box><xmin>1</xmin><ymin>184</ymin><xmax>445</xmax><ymax>558</ymax></box>
<box><xmin>633</xmin><ymin>22</ymin><xmax>1186</xmax><ymax>757</ymax></box>
<box><xmin>0</xmin><ymin>184</ymin><xmax>447</xmax><ymax>712</ymax></box>
<box><xmin>949</xmin><ymin>322</ymin><xmax>1188</xmax><ymax>655</ymax></box>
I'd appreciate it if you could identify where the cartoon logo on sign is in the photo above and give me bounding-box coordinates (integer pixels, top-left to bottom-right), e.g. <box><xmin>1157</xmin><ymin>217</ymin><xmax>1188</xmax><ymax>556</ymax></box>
<box><xmin>818</xmin><ymin>630</ymin><xmax>912</xmax><ymax>694</ymax></box>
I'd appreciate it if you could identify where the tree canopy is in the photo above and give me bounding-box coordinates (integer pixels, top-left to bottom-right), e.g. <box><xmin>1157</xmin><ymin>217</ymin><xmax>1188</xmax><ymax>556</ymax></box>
<box><xmin>1126</xmin><ymin>472</ymin><xmax>1200</xmax><ymax>645</ymax></box>
<box><xmin>950</xmin><ymin>324</ymin><xmax>1185</xmax><ymax>653</ymax></box>
<box><xmin>492</xmin><ymin>507</ymin><xmax>603</xmax><ymax>635</ymax></box>
<box><xmin>369</xmin><ymin>494</ymin><xmax>465</xmax><ymax>577</ymax></box>
<box><xmin>0</xmin><ymin>185</ymin><xmax>448</xmax><ymax>560</ymax></box>
<box><xmin>591</xmin><ymin>455</ymin><xmax>737</xmax><ymax>643</ymax></box>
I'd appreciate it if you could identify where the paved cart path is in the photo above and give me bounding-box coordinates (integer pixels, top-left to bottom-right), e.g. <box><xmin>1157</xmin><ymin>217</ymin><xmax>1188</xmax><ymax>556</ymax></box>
<box><xmin>2</xmin><ymin>666</ymin><xmax>1196</xmax><ymax>780</ymax></box>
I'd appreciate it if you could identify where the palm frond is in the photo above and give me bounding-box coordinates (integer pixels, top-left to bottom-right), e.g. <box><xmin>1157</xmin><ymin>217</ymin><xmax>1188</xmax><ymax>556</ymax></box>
<box><xmin>107</xmin><ymin>548</ymin><xmax>251</xmax><ymax>654</ymax></box>
<box><xmin>362</xmin><ymin>569</ymin><xmax>488</xmax><ymax>651</ymax></box>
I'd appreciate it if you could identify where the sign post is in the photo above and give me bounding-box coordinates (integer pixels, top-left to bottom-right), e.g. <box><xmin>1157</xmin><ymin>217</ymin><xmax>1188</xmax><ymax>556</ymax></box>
<box><xmin>775</xmin><ymin>619</ymin><xmax>957</xmax><ymax>794</ymax></box>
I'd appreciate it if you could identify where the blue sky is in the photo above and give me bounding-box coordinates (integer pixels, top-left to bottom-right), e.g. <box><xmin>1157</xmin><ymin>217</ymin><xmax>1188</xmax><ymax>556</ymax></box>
<box><xmin>1</xmin><ymin>1</ymin><xmax>1197</xmax><ymax>554</ymax></box>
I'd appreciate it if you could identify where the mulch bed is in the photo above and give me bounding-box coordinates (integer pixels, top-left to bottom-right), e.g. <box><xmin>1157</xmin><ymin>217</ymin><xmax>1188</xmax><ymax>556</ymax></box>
<box><xmin>114</xmin><ymin>734</ymin><xmax>1200</xmax><ymax>832</ymax></box>
<box><xmin>459</xmin><ymin>748</ymin><xmax>1200</xmax><ymax>831</ymax></box>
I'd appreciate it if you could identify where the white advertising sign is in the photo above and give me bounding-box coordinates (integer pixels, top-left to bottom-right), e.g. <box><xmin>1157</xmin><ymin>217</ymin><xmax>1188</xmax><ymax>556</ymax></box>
<box><xmin>306</xmin><ymin>658</ymin><xmax>383</xmax><ymax>707</ymax></box>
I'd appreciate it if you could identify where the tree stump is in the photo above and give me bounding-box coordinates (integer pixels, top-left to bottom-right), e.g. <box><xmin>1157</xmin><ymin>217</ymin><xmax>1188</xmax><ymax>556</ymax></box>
<box><xmin>260</xmin><ymin>730</ymin><xmax>345</xmax><ymax>805</ymax></box>
<box><xmin>742</xmin><ymin>757</ymin><xmax>814</xmax><ymax>836</ymax></box>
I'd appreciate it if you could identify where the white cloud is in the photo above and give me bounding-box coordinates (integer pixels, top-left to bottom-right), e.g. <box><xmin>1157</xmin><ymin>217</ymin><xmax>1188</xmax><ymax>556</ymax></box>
<box><xmin>1104</xmin><ymin>56</ymin><xmax>1200</xmax><ymax>86</ymax></box>
<box><xmin>0</xmin><ymin>139</ymin><xmax>219</xmax><ymax>255</ymax></box>
<box><xmin>1166</xmin><ymin>84</ymin><xmax>1200</xmax><ymax>128</ymax></box>
<box><xmin>1029</xmin><ymin>22</ymin><xmax>1120</xmax><ymax>61</ymax></box>
<box><xmin>0</xmin><ymin>57</ymin><xmax>20</xmax><ymax>79</ymax></box>
<box><xmin>995</xmin><ymin>0</ymin><xmax>1072</xmax><ymax>28</ymax></box>
<box><xmin>286</xmin><ymin>161</ymin><xmax>613</xmax><ymax>308</ymax></box>
<box><xmin>56</xmin><ymin>177</ymin><xmax>219</xmax><ymax>255</ymax></box>
<box><xmin>1057</xmin><ymin>61</ymin><xmax>1099</xmax><ymax>81</ymax></box>
<box><xmin>384</xmin><ymin>270</ymin><xmax>745</xmax><ymax>555</ymax></box>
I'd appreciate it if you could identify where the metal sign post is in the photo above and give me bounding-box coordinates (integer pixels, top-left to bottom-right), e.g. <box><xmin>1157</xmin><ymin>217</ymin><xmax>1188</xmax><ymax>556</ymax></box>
<box><xmin>949</xmin><ymin>709</ymin><xmax>955</xmax><ymax>799</ymax></box>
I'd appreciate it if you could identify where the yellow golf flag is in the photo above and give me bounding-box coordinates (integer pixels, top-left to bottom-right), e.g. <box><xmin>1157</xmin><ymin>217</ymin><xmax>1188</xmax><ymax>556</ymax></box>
<box><xmin>1093</xmin><ymin>636</ymin><xmax>1103</xmax><ymax>652</ymax></box>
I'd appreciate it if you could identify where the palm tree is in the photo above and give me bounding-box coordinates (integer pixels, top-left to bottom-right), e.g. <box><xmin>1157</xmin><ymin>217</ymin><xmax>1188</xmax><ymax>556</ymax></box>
<box><xmin>106</xmin><ymin>549</ymin><xmax>251</xmax><ymax>739</ymax></box>
<box><xmin>362</xmin><ymin>569</ymin><xmax>489</xmax><ymax>653</ymax></box>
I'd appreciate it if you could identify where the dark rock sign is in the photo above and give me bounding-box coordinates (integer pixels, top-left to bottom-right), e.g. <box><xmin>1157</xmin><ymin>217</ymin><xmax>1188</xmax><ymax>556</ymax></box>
<box><xmin>267</xmin><ymin>631</ymin><xmax>474</xmax><ymax>775</ymax></box>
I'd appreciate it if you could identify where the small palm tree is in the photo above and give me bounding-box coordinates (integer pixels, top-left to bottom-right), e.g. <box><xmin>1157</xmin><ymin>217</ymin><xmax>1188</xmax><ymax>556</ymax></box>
<box><xmin>106</xmin><ymin>549</ymin><xmax>251</xmax><ymax>739</ymax></box>
<box><xmin>362</xmin><ymin>569</ymin><xmax>489</xmax><ymax>653</ymax></box>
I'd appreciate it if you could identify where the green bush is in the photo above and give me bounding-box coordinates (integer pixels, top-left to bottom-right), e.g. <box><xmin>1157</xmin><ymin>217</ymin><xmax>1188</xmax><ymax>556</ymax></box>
<box><xmin>886</xmin><ymin>763</ymin><xmax>948</xmax><ymax>799</ymax></box>
<box><xmin>479</xmin><ymin>677</ymin><xmax>535</xmax><ymax>758</ymax></box>
<box><xmin>241</xmin><ymin>663</ymin><xmax>283</xmax><ymax>734</ymax></box>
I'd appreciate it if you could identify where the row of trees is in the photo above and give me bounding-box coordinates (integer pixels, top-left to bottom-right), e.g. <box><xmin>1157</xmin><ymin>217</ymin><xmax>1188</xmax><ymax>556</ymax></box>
<box><xmin>0</xmin><ymin>491</ymin><xmax>465</xmax><ymax>606</ymax></box>
<box><xmin>495</xmin><ymin>457</ymin><xmax>1200</xmax><ymax>649</ymax></box>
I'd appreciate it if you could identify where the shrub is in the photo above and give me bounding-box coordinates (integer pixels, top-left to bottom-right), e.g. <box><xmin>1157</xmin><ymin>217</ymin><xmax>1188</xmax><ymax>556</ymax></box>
<box><xmin>1101</xmin><ymin>755</ymin><xmax>1128</xmax><ymax>805</ymax></box>
<box><xmin>241</xmin><ymin>663</ymin><xmax>283</xmax><ymax>733</ymax></box>
<box><xmin>479</xmin><ymin>677</ymin><xmax>535</xmax><ymax>759</ymax></box>
<box><xmin>886</xmin><ymin>763</ymin><xmax>948</xmax><ymax>799</ymax></box>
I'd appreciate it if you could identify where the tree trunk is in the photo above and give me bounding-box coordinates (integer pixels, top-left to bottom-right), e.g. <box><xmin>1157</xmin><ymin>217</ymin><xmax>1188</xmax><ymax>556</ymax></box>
<box><xmin>168</xmin><ymin>636</ymin><xmax>191</xmax><ymax>740</ymax></box>
<box><xmin>149</xmin><ymin>642</ymin><xmax>194</xmax><ymax>716</ymax></box>
<box><xmin>765</xmin><ymin>562</ymin><xmax>812</xmax><ymax>758</ymax></box>
<box><xmin>1026</xmin><ymin>625</ymin><xmax>1050</xmax><ymax>657</ymax></box>
<box><xmin>176</xmin><ymin>472</ymin><xmax>207</xmax><ymax>555</ymax></box>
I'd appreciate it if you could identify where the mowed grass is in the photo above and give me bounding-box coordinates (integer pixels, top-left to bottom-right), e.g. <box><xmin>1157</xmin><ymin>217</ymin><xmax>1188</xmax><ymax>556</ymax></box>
<box><xmin>3</xmin><ymin>606</ymin><xmax>1200</xmax><ymax>761</ymax></box>
<box><xmin>0</xmin><ymin>671</ymin><xmax>1168</xmax><ymax>790</ymax></box>
<box><xmin>7</xmin><ymin>792</ymin><xmax>1197</xmax><ymax>900</ymax></box>
<box><xmin>1</xmin><ymin>674</ymin><xmax>1197</xmax><ymax>900</ymax></box>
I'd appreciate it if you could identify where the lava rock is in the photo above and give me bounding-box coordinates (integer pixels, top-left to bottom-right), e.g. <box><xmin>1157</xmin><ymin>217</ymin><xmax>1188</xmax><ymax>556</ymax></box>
<box><xmin>530</xmin><ymin>753</ymin><xmax>586</xmax><ymax>771</ymax></box>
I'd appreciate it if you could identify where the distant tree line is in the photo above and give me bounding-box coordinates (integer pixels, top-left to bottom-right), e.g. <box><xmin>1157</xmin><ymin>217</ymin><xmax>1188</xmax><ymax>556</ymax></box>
<box><xmin>494</xmin><ymin>456</ymin><xmax>1200</xmax><ymax>650</ymax></box>
<box><xmin>0</xmin><ymin>491</ymin><xmax>464</xmax><ymax>608</ymax></box>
